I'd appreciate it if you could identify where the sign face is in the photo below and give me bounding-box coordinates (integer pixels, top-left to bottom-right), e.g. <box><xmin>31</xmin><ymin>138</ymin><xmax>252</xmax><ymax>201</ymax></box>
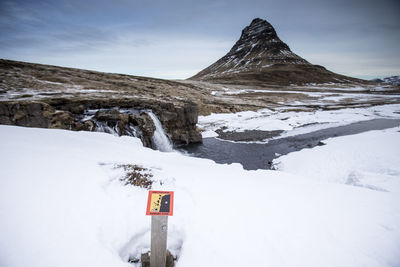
<box><xmin>146</xmin><ymin>191</ymin><xmax>174</xmax><ymax>216</ymax></box>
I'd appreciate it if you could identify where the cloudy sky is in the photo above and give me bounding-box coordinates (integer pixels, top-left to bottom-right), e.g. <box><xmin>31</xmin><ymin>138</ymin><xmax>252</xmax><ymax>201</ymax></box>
<box><xmin>1</xmin><ymin>0</ymin><xmax>399</xmax><ymax>80</ymax></box>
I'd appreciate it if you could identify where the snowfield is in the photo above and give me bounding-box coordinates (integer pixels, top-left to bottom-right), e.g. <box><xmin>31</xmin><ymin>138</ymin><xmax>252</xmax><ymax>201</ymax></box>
<box><xmin>273</xmin><ymin>128</ymin><xmax>400</xmax><ymax>192</ymax></box>
<box><xmin>1</xmin><ymin>125</ymin><xmax>400</xmax><ymax>267</ymax></box>
<box><xmin>199</xmin><ymin>104</ymin><xmax>400</xmax><ymax>139</ymax></box>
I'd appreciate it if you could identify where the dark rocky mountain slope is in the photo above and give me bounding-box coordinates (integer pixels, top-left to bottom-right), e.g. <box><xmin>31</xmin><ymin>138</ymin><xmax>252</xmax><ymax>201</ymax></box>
<box><xmin>190</xmin><ymin>18</ymin><xmax>367</xmax><ymax>86</ymax></box>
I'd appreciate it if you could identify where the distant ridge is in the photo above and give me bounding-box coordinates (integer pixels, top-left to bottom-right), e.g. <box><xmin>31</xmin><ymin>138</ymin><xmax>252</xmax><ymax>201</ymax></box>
<box><xmin>372</xmin><ymin>76</ymin><xmax>400</xmax><ymax>86</ymax></box>
<box><xmin>190</xmin><ymin>18</ymin><xmax>367</xmax><ymax>86</ymax></box>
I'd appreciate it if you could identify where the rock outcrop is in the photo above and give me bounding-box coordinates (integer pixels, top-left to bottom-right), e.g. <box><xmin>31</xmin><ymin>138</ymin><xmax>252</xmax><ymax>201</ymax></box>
<box><xmin>0</xmin><ymin>98</ymin><xmax>202</xmax><ymax>149</ymax></box>
<box><xmin>0</xmin><ymin>58</ymin><xmax>203</xmax><ymax>149</ymax></box>
<box><xmin>190</xmin><ymin>18</ymin><xmax>367</xmax><ymax>86</ymax></box>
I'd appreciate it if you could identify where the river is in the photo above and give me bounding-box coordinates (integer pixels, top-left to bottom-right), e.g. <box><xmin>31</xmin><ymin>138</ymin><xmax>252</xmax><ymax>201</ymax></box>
<box><xmin>181</xmin><ymin>119</ymin><xmax>400</xmax><ymax>170</ymax></box>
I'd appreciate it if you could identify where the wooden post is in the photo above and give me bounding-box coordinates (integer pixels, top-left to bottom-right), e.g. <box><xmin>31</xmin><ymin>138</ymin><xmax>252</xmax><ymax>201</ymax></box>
<box><xmin>146</xmin><ymin>191</ymin><xmax>173</xmax><ymax>267</ymax></box>
<box><xmin>150</xmin><ymin>216</ymin><xmax>168</xmax><ymax>267</ymax></box>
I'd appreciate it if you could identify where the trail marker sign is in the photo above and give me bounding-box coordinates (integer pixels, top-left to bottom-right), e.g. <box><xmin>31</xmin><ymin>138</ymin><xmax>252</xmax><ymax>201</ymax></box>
<box><xmin>146</xmin><ymin>191</ymin><xmax>174</xmax><ymax>216</ymax></box>
<box><xmin>146</xmin><ymin>190</ymin><xmax>174</xmax><ymax>267</ymax></box>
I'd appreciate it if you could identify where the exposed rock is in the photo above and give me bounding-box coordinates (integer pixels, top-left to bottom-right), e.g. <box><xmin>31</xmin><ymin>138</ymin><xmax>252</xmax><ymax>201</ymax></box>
<box><xmin>160</xmin><ymin>103</ymin><xmax>202</xmax><ymax>146</ymax></box>
<box><xmin>13</xmin><ymin>109</ymin><xmax>26</xmax><ymax>121</ymax></box>
<box><xmin>192</xmin><ymin>18</ymin><xmax>309</xmax><ymax>80</ymax></box>
<box><xmin>0</xmin><ymin>98</ymin><xmax>202</xmax><ymax>149</ymax></box>
<box><xmin>317</xmin><ymin>141</ymin><xmax>326</xmax><ymax>146</ymax></box>
<box><xmin>130</xmin><ymin>112</ymin><xmax>156</xmax><ymax>147</ymax></box>
<box><xmin>95</xmin><ymin>109</ymin><xmax>123</xmax><ymax>122</ymax></box>
<box><xmin>0</xmin><ymin>101</ymin><xmax>54</xmax><ymax>128</ymax></box>
<box><xmin>50</xmin><ymin>111</ymin><xmax>74</xmax><ymax>129</ymax></box>
<box><xmin>190</xmin><ymin>18</ymin><xmax>368</xmax><ymax>86</ymax></box>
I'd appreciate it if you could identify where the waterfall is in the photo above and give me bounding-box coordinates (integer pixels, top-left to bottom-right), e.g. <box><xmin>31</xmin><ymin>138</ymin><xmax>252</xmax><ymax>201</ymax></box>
<box><xmin>93</xmin><ymin>121</ymin><xmax>119</xmax><ymax>136</ymax></box>
<box><xmin>79</xmin><ymin>108</ymin><xmax>173</xmax><ymax>152</ymax></box>
<box><xmin>146</xmin><ymin>111</ymin><xmax>174</xmax><ymax>152</ymax></box>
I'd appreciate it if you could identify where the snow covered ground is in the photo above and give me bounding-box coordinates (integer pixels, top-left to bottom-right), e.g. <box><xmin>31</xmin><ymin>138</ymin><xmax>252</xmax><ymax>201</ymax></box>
<box><xmin>208</xmin><ymin>84</ymin><xmax>400</xmax><ymax>107</ymax></box>
<box><xmin>1</xmin><ymin>125</ymin><xmax>399</xmax><ymax>267</ymax></box>
<box><xmin>273</xmin><ymin>127</ymin><xmax>400</xmax><ymax>192</ymax></box>
<box><xmin>199</xmin><ymin>103</ymin><xmax>400</xmax><ymax>139</ymax></box>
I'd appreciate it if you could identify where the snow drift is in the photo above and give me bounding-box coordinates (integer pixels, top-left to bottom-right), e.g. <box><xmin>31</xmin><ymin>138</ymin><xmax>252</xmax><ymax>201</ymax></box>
<box><xmin>0</xmin><ymin>125</ymin><xmax>399</xmax><ymax>267</ymax></box>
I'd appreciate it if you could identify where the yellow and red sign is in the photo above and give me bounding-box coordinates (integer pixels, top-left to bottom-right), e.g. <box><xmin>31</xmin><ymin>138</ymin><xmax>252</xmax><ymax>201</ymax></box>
<box><xmin>146</xmin><ymin>191</ymin><xmax>174</xmax><ymax>216</ymax></box>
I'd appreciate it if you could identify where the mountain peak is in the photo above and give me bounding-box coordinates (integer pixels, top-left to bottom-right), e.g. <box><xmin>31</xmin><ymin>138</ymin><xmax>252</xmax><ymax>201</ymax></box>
<box><xmin>241</xmin><ymin>18</ymin><xmax>277</xmax><ymax>40</ymax></box>
<box><xmin>190</xmin><ymin>18</ymin><xmax>364</xmax><ymax>85</ymax></box>
<box><xmin>190</xmin><ymin>18</ymin><xmax>310</xmax><ymax>83</ymax></box>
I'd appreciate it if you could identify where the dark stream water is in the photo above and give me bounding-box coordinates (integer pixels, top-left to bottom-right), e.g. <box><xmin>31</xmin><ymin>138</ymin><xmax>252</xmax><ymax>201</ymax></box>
<box><xmin>181</xmin><ymin>119</ymin><xmax>400</xmax><ymax>170</ymax></box>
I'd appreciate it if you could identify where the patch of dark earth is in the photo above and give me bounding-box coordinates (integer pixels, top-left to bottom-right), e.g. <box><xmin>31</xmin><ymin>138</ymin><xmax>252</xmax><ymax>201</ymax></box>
<box><xmin>181</xmin><ymin>118</ymin><xmax>400</xmax><ymax>170</ymax></box>
<box><xmin>215</xmin><ymin>129</ymin><xmax>283</xmax><ymax>142</ymax></box>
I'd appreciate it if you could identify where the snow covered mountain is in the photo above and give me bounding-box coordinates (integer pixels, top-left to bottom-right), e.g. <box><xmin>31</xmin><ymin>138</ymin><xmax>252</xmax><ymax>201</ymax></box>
<box><xmin>193</xmin><ymin>18</ymin><xmax>309</xmax><ymax>75</ymax></box>
<box><xmin>190</xmin><ymin>18</ymin><xmax>366</xmax><ymax>86</ymax></box>
<box><xmin>384</xmin><ymin>76</ymin><xmax>400</xmax><ymax>85</ymax></box>
<box><xmin>372</xmin><ymin>76</ymin><xmax>400</xmax><ymax>85</ymax></box>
